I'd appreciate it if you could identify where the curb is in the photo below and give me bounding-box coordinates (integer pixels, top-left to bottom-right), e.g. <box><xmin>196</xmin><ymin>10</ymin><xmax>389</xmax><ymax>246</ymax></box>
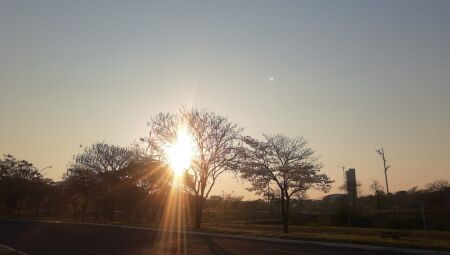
<box><xmin>0</xmin><ymin>244</ymin><xmax>27</xmax><ymax>255</ymax></box>
<box><xmin>2</xmin><ymin>219</ymin><xmax>450</xmax><ymax>255</ymax></box>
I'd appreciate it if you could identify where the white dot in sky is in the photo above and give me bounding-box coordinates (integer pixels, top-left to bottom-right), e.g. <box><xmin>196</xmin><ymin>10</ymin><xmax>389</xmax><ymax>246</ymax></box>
<box><xmin>269</xmin><ymin>76</ymin><xmax>274</xmax><ymax>82</ymax></box>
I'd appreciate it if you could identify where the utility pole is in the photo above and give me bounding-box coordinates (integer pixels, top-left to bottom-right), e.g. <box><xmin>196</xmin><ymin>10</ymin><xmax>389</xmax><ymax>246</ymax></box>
<box><xmin>376</xmin><ymin>148</ymin><xmax>391</xmax><ymax>195</ymax></box>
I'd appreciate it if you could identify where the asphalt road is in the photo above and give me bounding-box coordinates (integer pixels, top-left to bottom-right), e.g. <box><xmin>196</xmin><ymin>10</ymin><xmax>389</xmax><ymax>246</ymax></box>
<box><xmin>0</xmin><ymin>220</ymin><xmax>436</xmax><ymax>255</ymax></box>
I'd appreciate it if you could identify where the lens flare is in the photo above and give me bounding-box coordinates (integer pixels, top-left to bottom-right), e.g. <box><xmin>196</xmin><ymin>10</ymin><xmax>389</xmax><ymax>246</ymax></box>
<box><xmin>164</xmin><ymin>125</ymin><xmax>195</xmax><ymax>176</ymax></box>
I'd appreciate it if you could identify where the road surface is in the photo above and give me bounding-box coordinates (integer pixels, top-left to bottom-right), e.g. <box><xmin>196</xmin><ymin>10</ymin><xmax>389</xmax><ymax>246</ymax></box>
<box><xmin>0</xmin><ymin>220</ymin><xmax>442</xmax><ymax>255</ymax></box>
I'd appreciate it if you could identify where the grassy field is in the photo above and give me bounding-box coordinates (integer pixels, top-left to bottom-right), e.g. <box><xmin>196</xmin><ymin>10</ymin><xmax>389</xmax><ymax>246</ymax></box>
<box><xmin>201</xmin><ymin>223</ymin><xmax>450</xmax><ymax>251</ymax></box>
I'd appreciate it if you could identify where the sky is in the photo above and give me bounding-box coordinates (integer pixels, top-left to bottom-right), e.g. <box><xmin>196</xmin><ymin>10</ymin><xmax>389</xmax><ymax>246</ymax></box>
<box><xmin>1</xmin><ymin>0</ymin><xmax>449</xmax><ymax>199</ymax></box>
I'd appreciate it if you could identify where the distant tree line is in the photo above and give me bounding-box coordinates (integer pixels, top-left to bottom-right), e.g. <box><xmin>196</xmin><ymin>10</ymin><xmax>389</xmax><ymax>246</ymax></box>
<box><xmin>1</xmin><ymin>108</ymin><xmax>449</xmax><ymax>232</ymax></box>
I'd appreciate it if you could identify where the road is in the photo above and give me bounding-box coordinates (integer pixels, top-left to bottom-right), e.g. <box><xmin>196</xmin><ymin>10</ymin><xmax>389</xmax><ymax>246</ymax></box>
<box><xmin>0</xmin><ymin>220</ymin><xmax>440</xmax><ymax>255</ymax></box>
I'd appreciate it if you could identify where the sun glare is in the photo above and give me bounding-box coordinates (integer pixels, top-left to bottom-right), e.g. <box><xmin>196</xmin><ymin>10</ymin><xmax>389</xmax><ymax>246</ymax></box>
<box><xmin>164</xmin><ymin>125</ymin><xmax>195</xmax><ymax>176</ymax></box>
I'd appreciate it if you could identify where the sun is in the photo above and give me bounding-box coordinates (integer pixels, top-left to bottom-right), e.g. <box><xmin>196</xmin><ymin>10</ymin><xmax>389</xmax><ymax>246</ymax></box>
<box><xmin>164</xmin><ymin>125</ymin><xmax>195</xmax><ymax>176</ymax></box>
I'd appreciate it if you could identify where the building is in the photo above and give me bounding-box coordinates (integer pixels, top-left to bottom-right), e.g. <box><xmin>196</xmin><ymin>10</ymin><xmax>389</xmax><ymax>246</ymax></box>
<box><xmin>345</xmin><ymin>168</ymin><xmax>357</xmax><ymax>210</ymax></box>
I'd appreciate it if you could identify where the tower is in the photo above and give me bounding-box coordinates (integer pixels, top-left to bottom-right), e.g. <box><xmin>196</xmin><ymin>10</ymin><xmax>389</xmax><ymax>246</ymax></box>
<box><xmin>345</xmin><ymin>168</ymin><xmax>357</xmax><ymax>211</ymax></box>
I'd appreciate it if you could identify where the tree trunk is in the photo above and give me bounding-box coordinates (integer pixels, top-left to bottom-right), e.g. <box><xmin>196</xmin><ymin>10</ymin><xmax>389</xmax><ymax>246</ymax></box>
<box><xmin>36</xmin><ymin>202</ymin><xmax>40</xmax><ymax>217</ymax></box>
<box><xmin>280</xmin><ymin>195</ymin><xmax>289</xmax><ymax>233</ymax></box>
<box><xmin>81</xmin><ymin>196</ymin><xmax>89</xmax><ymax>222</ymax></box>
<box><xmin>195</xmin><ymin>196</ymin><xmax>204</xmax><ymax>229</ymax></box>
<box><xmin>72</xmin><ymin>202</ymin><xmax>78</xmax><ymax>218</ymax></box>
<box><xmin>109</xmin><ymin>197</ymin><xmax>116</xmax><ymax>222</ymax></box>
<box><xmin>285</xmin><ymin>197</ymin><xmax>290</xmax><ymax>233</ymax></box>
<box><xmin>298</xmin><ymin>200</ymin><xmax>302</xmax><ymax>217</ymax></box>
<box><xmin>376</xmin><ymin>196</ymin><xmax>381</xmax><ymax>214</ymax></box>
<box><xmin>94</xmin><ymin>199</ymin><xmax>100</xmax><ymax>220</ymax></box>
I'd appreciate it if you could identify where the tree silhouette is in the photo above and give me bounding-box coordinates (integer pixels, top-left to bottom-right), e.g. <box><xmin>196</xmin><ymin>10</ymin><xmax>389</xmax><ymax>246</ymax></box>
<box><xmin>370</xmin><ymin>180</ymin><xmax>385</xmax><ymax>213</ymax></box>
<box><xmin>63</xmin><ymin>165</ymin><xmax>99</xmax><ymax>221</ymax></box>
<box><xmin>0</xmin><ymin>154</ymin><xmax>44</xmax><ymax>216</ymax></box>
<box><xmin>146</xmin><ymin>108</ymin><xmax>243</xmax><ymax>228</ymax></box>
<box><xmin>121</xmin><ymin>157</ymin><xmax>172</xmax><ymax>223</ymax></box>
<box><xmin>74</xmin><ymin>142</ymin><xmax>137</xmax><ymax>221</ymax></box>
<box><xmin>240</xmin><ymin>134</ymin><xmax>332</xmax><ymax>233</ymax></box>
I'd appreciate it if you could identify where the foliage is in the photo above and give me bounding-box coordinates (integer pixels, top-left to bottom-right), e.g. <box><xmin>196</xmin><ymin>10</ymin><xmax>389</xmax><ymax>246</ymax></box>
<box><xmin>239</xmin><ymin>134</ymin><xmax>333</xmax><ymax>232</ymax></box>
<box><xmin>0</xmin><ymin>154</ymin><xmax>46</xmax><ymax>216</ymax></box>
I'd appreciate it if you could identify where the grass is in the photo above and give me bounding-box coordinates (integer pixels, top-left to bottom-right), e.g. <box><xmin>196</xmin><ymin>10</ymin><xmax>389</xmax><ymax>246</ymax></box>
<box><xmin>201</xmin><ymin>223</ymin><xmax>450</xmax><ymax>251</ymax></box>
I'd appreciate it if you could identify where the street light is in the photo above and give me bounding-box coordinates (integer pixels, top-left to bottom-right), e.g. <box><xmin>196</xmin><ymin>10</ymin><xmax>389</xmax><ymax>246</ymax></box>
<box><xmin>40</xmin><ymin>165</ymin><xmax>52</xmax><ymax>174</ymax></box>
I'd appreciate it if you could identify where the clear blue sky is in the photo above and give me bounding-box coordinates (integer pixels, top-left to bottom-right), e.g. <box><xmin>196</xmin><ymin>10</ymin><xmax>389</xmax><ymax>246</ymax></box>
<box><xmin>1</xmin><ymin>0</ymin><xmax>449</xmax><ymax>199</ymax></box>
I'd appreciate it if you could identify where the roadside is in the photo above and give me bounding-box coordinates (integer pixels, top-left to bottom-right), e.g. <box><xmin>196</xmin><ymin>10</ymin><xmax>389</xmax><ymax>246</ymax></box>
<box><xmin>201</xmin><ymin>223</ymin><xmax>450</xmax><ymax>252</ymax></box>
<box><xmin>2</xmin><ymin>218</ymin><xmax>450</xmax><ymax>254</ymax></box>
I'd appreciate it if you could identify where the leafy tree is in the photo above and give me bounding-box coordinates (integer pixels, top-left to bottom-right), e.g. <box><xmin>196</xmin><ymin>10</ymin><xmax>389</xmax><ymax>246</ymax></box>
<box><xmin>0</xmin><ymin>154</ymin><xmax>45</xmax><ymax>216</ymax></box>
<box><xmin>240</xmin><ymin>134</ymin><xmax>332</xmax><ymax>233</ymax></box>
<box><xmin>74</xmin><ymin>142</ymin><xmax>136</xmax><ymax>221</ymax></box>
<box><xmin>424</xmin><ymin>179</ymin><xmax>449</xmax><ymax>211</ymax></box>
<box><xmin>63</xmin><ymin>165</ymin><xmax>99</xmax><ymax>221</ymax></box>
<box><xmin>121</xmin><ymin>157</ymin><xmax>172</xmax><ymax>222</ymax></box>
<box><xmin>146</xmin><ymin>108</ymin><xmax>243</xmax><ymax>228</ymax></box>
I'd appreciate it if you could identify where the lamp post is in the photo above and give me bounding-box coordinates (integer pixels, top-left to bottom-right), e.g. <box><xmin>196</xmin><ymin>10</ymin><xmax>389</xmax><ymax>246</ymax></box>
<box><xmin>40</xmin><ymin>165</ymin><xmax>52</xmax><ymax>174</ymax></box>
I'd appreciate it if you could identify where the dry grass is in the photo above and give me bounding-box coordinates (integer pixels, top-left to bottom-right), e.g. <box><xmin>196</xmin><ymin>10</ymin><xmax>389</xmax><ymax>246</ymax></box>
<box><xmin>201</xmin><ymin>224</ymin><xmax>450</xmax><ymax>251</ymax></box>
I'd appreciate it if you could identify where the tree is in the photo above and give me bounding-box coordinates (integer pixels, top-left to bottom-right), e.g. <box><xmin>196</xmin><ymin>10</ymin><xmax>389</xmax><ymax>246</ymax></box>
<box><xmin>294</xmin><ymin>190</ymin><xmax>308</xmax><ymax>216</ymax></box>
<box><xmin>63</xmin><ymin>165</ymin><xmax>99</xmax><ymax>221</ymax></box>
<box><xmin>424</xmin><ymin>179</ymin><xmax>449</xmax><ymax>211</ymax></box>
<box><xmin>121</xmin><ymin>157</ymin><xmax>172</xmax><ymax>222</ymax></box>
<box><xmin>0</xmin><ymin>154</ymin><xmax>44</xmax><ymax>216</ymax></box>
<box><xmin>240</xmin><ymin>134</ymin><xmax>333</xmax><ymax>233</ymax></box>
<box><xmin>369</xmin><ymin>180</ymin><xmax>385</xmax><ymax>213</ymax></box>
<box><xmin>338</xmin><ymin>181</ymin><xmax>362</xmax><ymax>212</ymax></box>
<box><xmin>74</xmin><ymin>142</ymin><xmax>136</xmax><ymax>221</ymax></box>
<box><xmin>145</xmin><ymin>108</ymin><xmax>243</xmax><ymax>228</ymax></box>
<box><xmin>425</xmin><ymin>179</ymin><xmax>449</xmax><ymax>193</ymax></box>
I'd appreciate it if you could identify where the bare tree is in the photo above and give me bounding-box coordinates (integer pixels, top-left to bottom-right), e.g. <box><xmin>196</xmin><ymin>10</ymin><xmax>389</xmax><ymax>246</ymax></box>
<box><xmin>370</xmin><ymin>180</ymin><xmax>385</xmax><ymax>213</ymax></box>
<box><xmin>240</xmin><ymin>134</ymin><xmax>332</xmax><ymax>233</ymax></box>
<box><xmin>145</xmin><ymin>108</ymin><xmax>243</xmax><ymax>228</ymax></box>
<box><xmin>425</xmin><ymin>179</ymin><xmax>449</xmax><ymax>193</ymax></box>
<box><xmin>75</xmin><ymin>142</ymin><xmax>136</xmax><ymax>174</ymax></box>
